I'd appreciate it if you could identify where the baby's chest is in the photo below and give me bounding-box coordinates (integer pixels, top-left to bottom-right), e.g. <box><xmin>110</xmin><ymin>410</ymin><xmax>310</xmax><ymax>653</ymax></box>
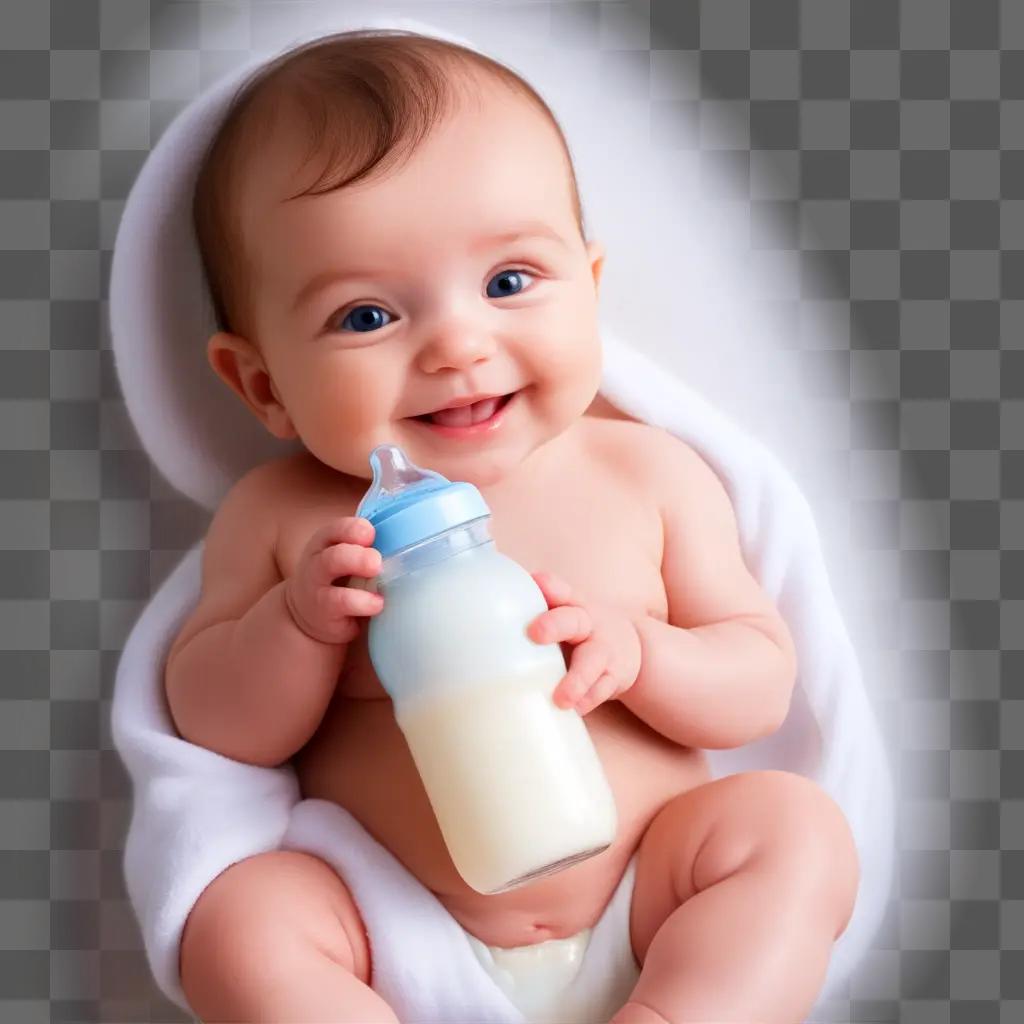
<box><xmin>487</xmin><ymin>479</ymin><xmax>667</xmax><ymax>624</ymax></box>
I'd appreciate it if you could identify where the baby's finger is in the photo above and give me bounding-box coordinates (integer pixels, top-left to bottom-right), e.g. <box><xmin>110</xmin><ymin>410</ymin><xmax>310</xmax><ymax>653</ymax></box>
<box><xmin>319</xmin><ymin>584</ymin><xmax>384</xmax><ymax>618</ymax></box>
<box><xmin>574</xmin><ymin>671</ymin><xmax>620</xmax><ymax>717</ymax></box>
<box><xmin>316</xmin><ymin>542</ymin><xmax>382</xmax><ymax>587</ymax></box>
<box><xmin>528</xmin><ymin>604</ymin><xmax>592</xmax><ymax>646</ymax></box>
<box><xmin>553</xmin><ymin>641</ymin><xmax>608</xmax><ymax>708</ymax></box>
<box><xmin>310</xmin><ymin>516</ymin><xmax>375</xmax><ymax>553</ymax></box>
<box><xmin>532</xmin><ymin>571</ymin><xmax>574</xmax><ymax>608</ymax></box>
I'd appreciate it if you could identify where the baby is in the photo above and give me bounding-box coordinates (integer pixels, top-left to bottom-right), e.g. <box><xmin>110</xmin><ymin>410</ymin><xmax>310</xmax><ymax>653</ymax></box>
<box><xmin>164</xmin><ymin>29</ymin><xmax>860</xmax><ymax>1024</ymax></box>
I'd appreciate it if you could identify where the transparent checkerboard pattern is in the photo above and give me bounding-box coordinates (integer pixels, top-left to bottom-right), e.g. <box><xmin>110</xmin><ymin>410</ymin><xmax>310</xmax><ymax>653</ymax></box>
<box><xmin>1</xmin><ymin>0</ymin><xmax>1021</xmax><ymax>1021</ymax></box>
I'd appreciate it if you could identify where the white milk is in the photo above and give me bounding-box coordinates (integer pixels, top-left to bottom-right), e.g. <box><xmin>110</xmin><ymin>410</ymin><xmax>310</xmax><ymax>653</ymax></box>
<box><xmin>396</xmin><ymin>669</ymin><xmax>618</xmax><ymax>895</ymax></box>
<box><xmin>368</xmin><ymin>530</ymin><xmax>618</xmax><ymax>895</ymax></box>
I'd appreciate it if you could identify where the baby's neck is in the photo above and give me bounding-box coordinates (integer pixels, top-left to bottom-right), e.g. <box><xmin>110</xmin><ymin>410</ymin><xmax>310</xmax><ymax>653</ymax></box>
<box><xmin>476</xmin><ymin>422</ymin><xmax>583</xmax><ymax>505</ymax></box>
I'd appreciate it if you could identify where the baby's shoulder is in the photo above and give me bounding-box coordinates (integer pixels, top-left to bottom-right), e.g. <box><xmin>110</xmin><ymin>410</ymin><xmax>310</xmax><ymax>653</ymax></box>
<box><xmin>254</xmin><ymin>451</ymin><xmax>368</xmax><ymax>541</ymax></box>
<box><xmin>582</xmin><ymin>416</ymin><xmax>708</xmax><ymax>499</ymax></box>
<box><xmin>219</xmin><ymin>453</ymin><xmax>334</xmax><ymax>540</ymax></box>
<box><xmin>255</xmin><ymin>450</ymin><xmax>360</xmax><ymax>504</ymax></box>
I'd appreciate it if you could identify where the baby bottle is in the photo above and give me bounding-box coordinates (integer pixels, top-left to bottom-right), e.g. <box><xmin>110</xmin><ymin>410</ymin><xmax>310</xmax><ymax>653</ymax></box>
<box><xmin>356</xmin><ymin>444</ymin><xmax>618</xmax><ymax>895</ymax></box>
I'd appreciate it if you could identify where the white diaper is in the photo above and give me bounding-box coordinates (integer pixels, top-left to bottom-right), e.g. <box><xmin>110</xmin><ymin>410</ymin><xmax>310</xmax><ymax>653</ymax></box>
<box><xmin>280</xmin><ymin>798</ymin><xmax>640</xmax><ymax>1024</ymax></box>
<box><xmin>468</xmin><ymin>932</ymin><xmax>594</xmax><ymax>1021</ymax></box>
<box><xmin>464</xmin><ymin>857</ymin><xmax>641</xmax><ymax>1024</ymax></box>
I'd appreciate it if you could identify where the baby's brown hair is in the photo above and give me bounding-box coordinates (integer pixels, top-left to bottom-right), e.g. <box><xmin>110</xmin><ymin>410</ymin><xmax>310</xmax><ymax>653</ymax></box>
<box><xmin>192</xmin><ymin>28</ymin><xmax>587</xmax><ymax>341</ymax></box>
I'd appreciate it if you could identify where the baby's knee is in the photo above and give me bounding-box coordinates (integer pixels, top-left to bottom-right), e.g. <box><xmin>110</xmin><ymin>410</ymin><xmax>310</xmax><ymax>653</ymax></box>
<box><xmin>751</xmin><ymin>770</ymin><xmax>853</xmax><ymax>838</ymax></box>
<box><xmin>743</xmin><ymin>771</ymin><xmax>860</xmax><ymax>933</ymax></box>
<box><xmin>179</xmin><ymin>849</ymin><xmax>367</xmax><ymax>1004</ymax></box>
<box><xmin>695</xmin><ymin>772</ymin><xmax>859</xmax><ymax>930</ymax></box>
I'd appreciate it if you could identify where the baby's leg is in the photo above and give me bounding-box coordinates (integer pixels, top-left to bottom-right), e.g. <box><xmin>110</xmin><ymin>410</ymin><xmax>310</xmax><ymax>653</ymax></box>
<box><xmin>179</xmin><ymin>848</ymin><xmax>397</xmax><ymax>1023</ymax></box>
<box><xmin>612</xmin><ymin>770</ymin><xmax>859</xmax><ymax>1024</ymax></box>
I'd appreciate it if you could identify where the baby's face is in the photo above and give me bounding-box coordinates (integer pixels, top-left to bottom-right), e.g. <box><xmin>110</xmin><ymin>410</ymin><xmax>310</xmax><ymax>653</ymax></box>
<box><xmin>216</xmin><ymin>75</ymin><xmax>605</xmax><ymax>491</ymax></box>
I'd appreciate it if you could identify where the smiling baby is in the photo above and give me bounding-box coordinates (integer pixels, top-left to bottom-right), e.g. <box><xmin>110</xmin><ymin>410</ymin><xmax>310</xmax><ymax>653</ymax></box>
<box><xmin>163</xmin><ymin>29</ymin><xmax>859</xmax><ymax>1024</ymax></box>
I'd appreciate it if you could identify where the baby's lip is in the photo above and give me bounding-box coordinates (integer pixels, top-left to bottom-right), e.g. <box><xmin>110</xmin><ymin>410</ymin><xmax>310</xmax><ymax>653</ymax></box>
<box><xmin>408</xmin><ymin>391</ymin><xmax>515</xmax><ymax>419</ymax></box>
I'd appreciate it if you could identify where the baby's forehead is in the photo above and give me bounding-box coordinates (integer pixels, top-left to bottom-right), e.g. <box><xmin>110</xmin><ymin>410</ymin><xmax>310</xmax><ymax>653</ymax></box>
<box><xmin>246</xmin><ymin>83</ymin><xmax>568</xmax><ymax>225</ymax></box>
<box><xmin>230</xmin><ymin>73</ymin><xmax>583</xmax><ymax>301</ymax></box>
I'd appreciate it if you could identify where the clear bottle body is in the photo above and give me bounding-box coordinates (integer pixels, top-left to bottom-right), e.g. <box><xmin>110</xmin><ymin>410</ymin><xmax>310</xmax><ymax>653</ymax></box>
<box><xmin>367</xmin><ymin>519</ymin><xmax>618</xmax><ymax>894</ymax></box>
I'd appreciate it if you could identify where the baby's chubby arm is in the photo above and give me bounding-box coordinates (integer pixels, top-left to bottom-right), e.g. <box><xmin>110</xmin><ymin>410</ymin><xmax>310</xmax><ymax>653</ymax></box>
<box><xmin>619</xmin><ymin>432</ymin><xmax>798</xmax><ymax>750</ymax></box>
<box><xmin>164</xmin><ymin>466</ymin><xmax>382</xmax><ymax>768</ymax></box>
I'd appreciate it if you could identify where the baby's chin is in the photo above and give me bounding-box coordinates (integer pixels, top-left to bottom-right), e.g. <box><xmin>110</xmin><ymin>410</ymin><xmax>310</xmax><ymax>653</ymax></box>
<box><xmin>396</xmin><ymin>433</ymin><xmax>529</xmax><ymax>492</ymax></box>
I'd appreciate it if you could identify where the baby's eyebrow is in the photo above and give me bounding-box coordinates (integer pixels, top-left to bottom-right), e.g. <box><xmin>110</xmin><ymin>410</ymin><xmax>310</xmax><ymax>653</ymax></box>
<box><xmin>472</xmin><ymin>221</ymin><xmax>568</xmax><ymax>253</ymax></box>
<box><xmin>289</xmin><ymin>221</ymin><xmax>568</xmax><ymax>314</ymax></box>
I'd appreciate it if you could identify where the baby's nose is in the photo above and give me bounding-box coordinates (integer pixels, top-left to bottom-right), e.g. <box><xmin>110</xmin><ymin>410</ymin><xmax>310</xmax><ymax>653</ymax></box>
<box><xmin>416</xmin><ymin>323</ymin><xmax>498</xmax><ymax>373</ymax></box>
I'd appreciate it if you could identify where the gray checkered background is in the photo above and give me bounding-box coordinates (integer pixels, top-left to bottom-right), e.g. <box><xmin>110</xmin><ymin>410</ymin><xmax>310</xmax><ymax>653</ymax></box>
<box><xmin>1</xmin><ymin>0</ymin><xmax>1022</xmax><ymax>1021</ymax></box>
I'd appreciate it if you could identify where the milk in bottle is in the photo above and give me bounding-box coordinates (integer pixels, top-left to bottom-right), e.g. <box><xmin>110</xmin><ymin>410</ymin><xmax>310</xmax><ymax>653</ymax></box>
<box><xmin>357</xmin><ymin>444</ymin><xmax>618</xmax><ymax>895</ymax></box>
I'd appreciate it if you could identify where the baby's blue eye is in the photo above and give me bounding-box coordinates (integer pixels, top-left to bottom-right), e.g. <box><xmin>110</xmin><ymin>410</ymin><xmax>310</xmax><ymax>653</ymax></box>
<box><xmin>485</xmin><ymin>269</ymin><xmax>531</xmax><ymax>298</ymax></box>
<box><xmin>339</xmin><ymin>306</ymin><xmax>393</xmax><ymax>333</ymax></box>
<box><xmin>334</xmin><ymin>269</ymin><xmax>533</xmax><ymax>333</ymax></box>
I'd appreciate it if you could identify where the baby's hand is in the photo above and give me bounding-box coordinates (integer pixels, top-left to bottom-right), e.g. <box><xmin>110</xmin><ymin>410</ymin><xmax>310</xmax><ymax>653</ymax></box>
<box><xmin>526</xmin><ymin>572</ymin><xmax>642</xmax><ymax>716</ymax></box>
<box><xmin>284</xmin><ymin>516</ymin><xmax>385</xmax><ymax>644</ymax></box>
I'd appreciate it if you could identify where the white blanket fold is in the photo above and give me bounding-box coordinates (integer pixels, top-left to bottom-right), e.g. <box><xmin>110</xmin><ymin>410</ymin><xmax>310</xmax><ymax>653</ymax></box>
<box><xmin>108</xmin><ymin>9</ymin><xmax>895</xmax><ymax>1022</ymax></box>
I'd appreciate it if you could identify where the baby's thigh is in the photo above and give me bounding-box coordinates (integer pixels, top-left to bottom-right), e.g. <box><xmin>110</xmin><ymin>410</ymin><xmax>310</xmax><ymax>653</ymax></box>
<box><xmin>178</xmin><ymin>849</ymin><xmax>370</xmax><ymax>1001</ymax></box>
<box><xmin>629</xmin><ymin>770</ymin><xmax>859</xmax><ymax>962</ymax></box>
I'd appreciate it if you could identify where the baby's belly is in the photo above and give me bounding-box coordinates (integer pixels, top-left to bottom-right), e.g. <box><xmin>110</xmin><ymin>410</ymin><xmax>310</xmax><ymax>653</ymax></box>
<box><xmin>293</xmin><ymin>694</ymin><xmax>710</xmax><ymax>947</ymax></box>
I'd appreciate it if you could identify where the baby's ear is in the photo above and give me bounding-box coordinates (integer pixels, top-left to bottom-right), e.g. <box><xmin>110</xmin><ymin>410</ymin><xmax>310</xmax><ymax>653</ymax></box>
<box><xmin>586</xmin><ymin>239</ymin><xmax>606</xmax><ymax>294</ymax></box>
<box><xmin>206</xmin><ymin>331</ymin><xmax>297</xmax><ymax>440</ymax></box>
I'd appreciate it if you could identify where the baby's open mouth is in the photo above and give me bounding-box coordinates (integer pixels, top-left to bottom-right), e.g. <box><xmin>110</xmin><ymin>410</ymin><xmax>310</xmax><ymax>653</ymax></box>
<box><xmin>411</xmin><ymin>392</ymin><xmax>517</xmax><ymax>428</ymax></box>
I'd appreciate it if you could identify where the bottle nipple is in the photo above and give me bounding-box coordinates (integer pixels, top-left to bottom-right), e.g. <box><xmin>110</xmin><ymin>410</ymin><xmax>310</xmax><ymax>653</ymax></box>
<box><xmin>357</xmin><ymin>444</ymin><xmax>450</xmax><ymax>522</ymax></box>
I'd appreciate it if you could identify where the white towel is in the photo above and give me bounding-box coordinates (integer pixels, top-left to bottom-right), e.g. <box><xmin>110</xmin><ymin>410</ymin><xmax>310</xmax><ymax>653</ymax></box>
<box><xmin>108</xmin><ymin>8</ymin><xmax>895</xmax><ymax>1020</ymax></box>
